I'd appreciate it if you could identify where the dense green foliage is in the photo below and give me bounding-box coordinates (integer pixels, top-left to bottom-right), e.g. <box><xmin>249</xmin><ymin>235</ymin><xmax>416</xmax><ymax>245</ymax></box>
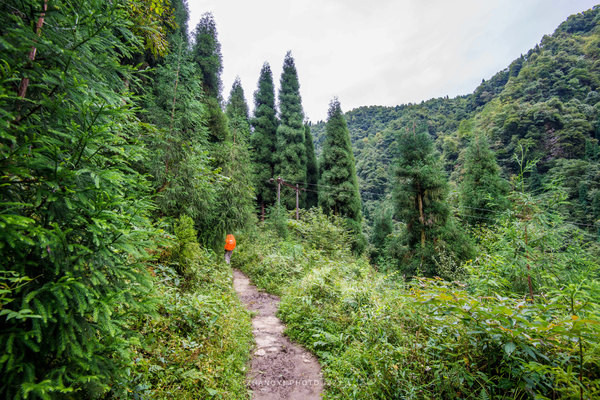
<box><xmin>216</xmin><ymin>81</ymin><xmax>257</xmax><ymax>242</ymax></box>
<box><xmin>391</xmin><ymin>127</ymin><xmax>473</xmax><ymax>277</ymax></box>
<box><xmin>238</xmin><ymin>210</ymin><xmax>600</xmax><ymax>399</ymax></box>
<box><xmin>128</xmin><ymin>216</ymin><xmax>252</xmax><ymax>399</ymax></box>
<box><xmin>319</xmin><ymin>99</ymin><xmax>362</xmax><ymax>220</ymax></box>
<box><xmin>3</xmin><ymin>2</ymin><xmax>600</xmax><ymax>399</ymax></box>
<box><xmin>459</xmin><ymin>134</ymin><xmax>510</xmax><ymax>225</ymax></box>
<box><xmin>226</xmin><ymin>77</ymin><xmax>250</xmax><ymax>138</ymax></box>
<box><xmin>190</xmin><ymin>16</ymin><xmax>255</xmax><ymax>248</ymax></box>
<box><xmin>0</xmin><ymin>1</ymin><xmax>160</xmax><ymax>396</ymax></box>
<box><xmin>310</xmin><ymin>8</ymin><xmax>600</xmax><ymax>239</ymax></box>
<box><xmin>0</xmin><ymin>1</ymin><xmax>253</xmax><ymax>398</ymax></box>
<box><xmin>275</xmin><ymin>52</ymin><xmax>307</xmax><ymax>208</ymax></box>
<box><xmin>169</xmin><ymin>0</ymin><xmax>191</xmax><ymax>45</ymax></box>
<box><xmin>250</xmin><ymin>63</ymin><xmax>279</xmax><ymax>214</ymax></box>
<box><xmin>369</xmin><ymin>206</ymin><xmax>393</xmax><ymax>260</ymax></box>
<box><xmin>319</xmin><ymin>99</ymin><xmax>364</xmax><ymax>252</ymax></box>
<box><xmin>141</xmin><ymin>35</ymin><xmax>216</xmax><ymax>220</ymax></box>
<box><xmin>192</xmin><ymin>12</ymin><xmax>223</xmax><ymax>99</ymax></box>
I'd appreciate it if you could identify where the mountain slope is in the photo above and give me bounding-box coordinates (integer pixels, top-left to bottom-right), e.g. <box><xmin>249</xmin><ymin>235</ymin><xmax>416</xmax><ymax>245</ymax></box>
<box><xmin>312</xmin><ymin>6</ymin><xmax>600</xmax><ymax>229</ymax></box>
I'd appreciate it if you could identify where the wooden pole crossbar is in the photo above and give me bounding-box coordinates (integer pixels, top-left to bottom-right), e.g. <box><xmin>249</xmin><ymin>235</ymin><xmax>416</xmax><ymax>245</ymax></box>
<box><xmin>268</xmin><ymin>177</ymin><xmax>305</xmax><ymax>220</ymax></box>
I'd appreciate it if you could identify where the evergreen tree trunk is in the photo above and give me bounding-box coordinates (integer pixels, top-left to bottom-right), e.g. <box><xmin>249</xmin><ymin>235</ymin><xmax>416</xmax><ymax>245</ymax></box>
<box><xmin>17</xmin><ymin>0</ymin><xmax>48</xmax><ymax>99</ymax></box>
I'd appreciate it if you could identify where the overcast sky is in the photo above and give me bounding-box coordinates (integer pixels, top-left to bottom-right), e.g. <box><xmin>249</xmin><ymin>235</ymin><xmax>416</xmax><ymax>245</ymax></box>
<box><xmin>188</xmin><ymin>0</ymin><xmax>598</xmax><ymax>122</ymax></box>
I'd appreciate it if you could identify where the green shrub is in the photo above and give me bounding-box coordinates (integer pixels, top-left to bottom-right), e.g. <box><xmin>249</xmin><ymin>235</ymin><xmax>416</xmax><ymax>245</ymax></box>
<box><xmin>234</xmin><ymin>208</ymin><xmax>354</xmax><ymax>294</ymax></box>
<box><xmin>122</xmin><ymin>252</ymin><xmax>253</xmax><ymax>399</ymax></box>
<box><xmin>288</xmin><ymin>208</ymin><xmax>350</xmax><ymax>256</ymax></box>
<box><xmin>173</xmin><ymin>215</ymin><xmax>205</xmax><ymax>290</ymax></box>
<box><xmin>278</xmin><ymin>266</ymin><xmax>600</xmax><ymax>399</ymax></box>
<box><xmin>0</xmin><ymin>1</ymin><xmax>161</xmax><ymax>397</ymax></box>
<box><xmin>232</xmin><ymin>191</ymin><xmax>600</xmax><ymax>399</ymax></box>
<box><xmin>264</xmin><ymin>205</ymin><xmax>289</xmax><ymax>239</ymax></box>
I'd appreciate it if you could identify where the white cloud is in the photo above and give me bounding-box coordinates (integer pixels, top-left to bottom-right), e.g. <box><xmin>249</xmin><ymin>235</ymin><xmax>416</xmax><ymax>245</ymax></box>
<box><xmin>188</xmin><ymin>0</ymin><xmax>598</xmax><ymax>122</ymax></box>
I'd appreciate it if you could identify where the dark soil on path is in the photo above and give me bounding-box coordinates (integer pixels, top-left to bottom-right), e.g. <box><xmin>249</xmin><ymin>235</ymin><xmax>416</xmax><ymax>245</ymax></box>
<box><xmin>232</xmin><ymin>269</ymin><xmax>323</xmax><ymax>400</ymax></box>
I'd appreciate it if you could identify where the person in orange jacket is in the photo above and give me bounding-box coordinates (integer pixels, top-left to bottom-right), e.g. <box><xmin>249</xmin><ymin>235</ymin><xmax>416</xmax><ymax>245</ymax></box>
<box><xmin>224</xmin><ymin>234</ymin><xmax>236</xmax><ymax>264</ymax></box>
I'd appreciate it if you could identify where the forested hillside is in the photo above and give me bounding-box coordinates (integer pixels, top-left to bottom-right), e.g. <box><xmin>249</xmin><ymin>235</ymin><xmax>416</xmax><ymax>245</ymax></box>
<box><xmin>312</xmin><ymin>7</ymin><xmax>600</xmax><ymax>234</ymax></box>
<box><xmin>1</xmin><ymin>1</ymin><xmax>599</xmax><ymax>399</ymax></box>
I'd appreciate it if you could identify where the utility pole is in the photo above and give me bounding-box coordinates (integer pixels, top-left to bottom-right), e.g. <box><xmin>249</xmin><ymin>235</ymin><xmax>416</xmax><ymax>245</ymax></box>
<box><xmin>269</xmin><ymin>177</ymin><xmax>283</xmax><ymax>210</ymax></box>
<box><xmin>295</xmin><ymin>184</ymin><xmax>299</xmax><ymax>220</ymax></box>
<box><xmin>269</xmin><ymin>177</ymin><xmax>303</xmax><ymax>220</ymax></box>
<box><xmin>277</xmin><ymin>176</ymin><xmax>282</xmax><ymax>207</ymax></box>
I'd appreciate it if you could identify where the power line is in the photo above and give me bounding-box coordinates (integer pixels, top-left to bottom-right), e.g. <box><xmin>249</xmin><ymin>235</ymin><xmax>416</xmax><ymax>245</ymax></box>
<box><xmin>284</xmin><ymin>179</ymin><xmax>386</xmax><ymax>197</ymax></box>
<box><xmin>268</xmin><ymin>177</ymin><xmax>599</xmax><ymax>234</ymax></box>
<box><xmin>457</xmin><ymin>205</ymin><xmax>598</xmax><ymax>228</ymax></box>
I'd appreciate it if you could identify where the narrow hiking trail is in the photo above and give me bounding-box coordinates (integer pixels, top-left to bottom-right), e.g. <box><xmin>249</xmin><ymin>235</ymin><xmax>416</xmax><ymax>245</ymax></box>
<box><xmin>232</xmin><ymin>269</ymin><xmax>323</xmax><ymax>400</ymax></box>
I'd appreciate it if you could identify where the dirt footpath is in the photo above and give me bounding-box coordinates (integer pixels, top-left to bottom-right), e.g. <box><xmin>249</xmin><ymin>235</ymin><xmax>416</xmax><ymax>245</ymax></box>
<box><xmin>232</xmin><ymin>269</ymin><xmax>323</xmax><ymax>400</ymax></box>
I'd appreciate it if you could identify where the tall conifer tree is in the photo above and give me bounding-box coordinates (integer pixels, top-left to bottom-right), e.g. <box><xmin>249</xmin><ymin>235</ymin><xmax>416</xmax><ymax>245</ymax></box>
<box><xmin>319</xmin><ymin>98</ymin><xmax>364</xmax><ymax>251</ymax></box>
<box><xmin>393</xmin><ymin>126</ymin><xmax>473</xmax><ymax>277</ymax></box>
<box><xmin>169</xmin><ymin>0</ymin><xmax>190</xmax><ymax>45</ymax></box>
<box><xmin>226</xmin><ymin>77</ymin><xmax>250</xmax><ymax>143</ymax></box>
<box><xmin>143</xmin><ymin>33</ymin><xmax>215</xmax><ymax>220</ymax></box>
<box><xmin>0</xmin><ymin>1</ymin><xmax>160</xmax><ymax>395</ymax></box>
<box><xmin>192</xmin><ymin>13</ymin><xmax>229</xmax><ymax>144</ymax></box>
<box><xmin>251</xmin><ymin>63</ymin><xmax>279</xmax><ymax>215</ymax></box>
<box><xmin>192</xmin><ymin>12</ymin><xmax>222</xmax><ymax>99</ymax></box>
<box><xmin>460</xmin><ymin>135</ymin><xmax>510</xmax><ymax>225</ymax></box>
<box><xmin>275</xmin><ymin>51</ymin><xmax>306</xmax><ymax>208</ymax></box>
<box><xmin>211</xmin><ymin>79</ymin><xmax>256</xmax><ymax>242</ymax></box>
<box><xmin>190</xmin><ymin>13</ymin><xmax>246</xmax><ymax>246</ymax></box>
<box><xmin>305</xmin><ymin>123</ymin><xmax>319</xmax><ymax>209</ymax></box>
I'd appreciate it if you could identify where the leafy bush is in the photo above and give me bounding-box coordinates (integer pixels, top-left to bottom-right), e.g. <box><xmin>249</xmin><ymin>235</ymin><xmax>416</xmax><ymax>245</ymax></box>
<box><xmin>264</xmin><ymin>205</ymin><xmax>289</xmax><ymax>239</ymax></box>
<box><xmin>234</xmin><ymin>208</ymin><xmax>352</xmax><ymax>295</ymax></box>
<box><xmin>279</xmin><ymin>267</ymin><xmax>600</xmax><ymax>399</ymax></box>
<box><xmin>172</xmin><ymin>215</ymin><xmax>207</xmax><ymax>290</ymax></box>
<box><xmin>120</xmin><ymin>236</ymin><xmax>253</xmax><ymax>399</ymax></box>
<box><xmin>1</xmin><ymin>1</ymin><xmax>161</xmax><ymax>397</ymax></box>
<box><xmin>288</xmin><ymin>208</ymin><xmax>350</xmax><ymax>256</ymax></box>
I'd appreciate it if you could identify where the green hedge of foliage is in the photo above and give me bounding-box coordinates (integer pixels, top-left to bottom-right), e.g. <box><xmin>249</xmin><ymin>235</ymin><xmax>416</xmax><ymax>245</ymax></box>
<box><xmin>121</xmin><ymin>216</ymin><xmax>253</xmax><ymax>399</ymax></box>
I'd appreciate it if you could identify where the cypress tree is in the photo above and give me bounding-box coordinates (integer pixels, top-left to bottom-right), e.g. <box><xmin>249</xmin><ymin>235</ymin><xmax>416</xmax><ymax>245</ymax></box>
<box><xmin>460</xmin><ymin>134</ymin><xmax>510</xmax><ymax>225</ymax></box>
<box><xmin>192</xmin><ymin>13</ymin><xmax>229</xmax><ymax>144</ymax></box>
<box><xmin>199</xmin><ymin>75</ymin><xmax>256</xmax><ymax>249</ymax></box>
<box><xmin>275</xmin><ymin>51</ymin><xmax>306</xmax><ymax>209</ymax></box>
<box><xmin>212</xmin><ymin>140</ymin><xmax>257</xmax><ymax>247</ymax></box>
<box><xmin>370</xmin><ymin>206</ymin><xmax>394</xmax><ymax>260</ymax></box>
<box><xmin>251</xmin><ymin>63</ymin><xmax>278</xmax><ymax>215</ymax></box>
<box><xmin>305</xmin><ymin>123</ymin><xmax>319</xmax><ymax>208</ymax></box>
<box><xmin>393</xmin><ymin>126</ymin><xmax>473</xmax><ymax>277</ymax></box>
<box><xmin>142</xmin><ymin>33</ymin><xmax>215</xmax><ymax>220</ymax></box>
<box><xmin>192</xmin><ymin>12</ymin><xmax>222</xmax><ymax>99</ymax></box>
<box><xmin>319</xmin><ymin>98</ymin><xmax>364</xmax><ymax>251</ymax></box>
<box><xmin>226</xmin><ymin>77</ymin><xmax>250</xmax><ymax>143</ymax></box>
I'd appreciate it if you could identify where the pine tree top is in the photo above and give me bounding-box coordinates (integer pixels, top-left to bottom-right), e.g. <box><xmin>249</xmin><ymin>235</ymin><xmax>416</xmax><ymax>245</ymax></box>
<box><xmin>226</xmin><ymin>77</ymin><xmax>249</xmax><ymax>121</ymax></box>
<box><xmin>254</xmin><ymin>62</ymin><xmax>276</xmax><ymax>115</ymax></box>
<box><xmin>193</xmin><ymin>12</ymin><xmax>223</xmax><ymax>99</ymax></box>
<box><xmin>278</xmin><ymin>51</ymin><xmax>304</xmax><ymax>126</ymax></box>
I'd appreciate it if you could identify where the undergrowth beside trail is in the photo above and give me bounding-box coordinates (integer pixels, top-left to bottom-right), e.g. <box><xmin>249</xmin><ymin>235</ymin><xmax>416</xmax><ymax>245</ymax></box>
<box><xmin>235</xmin><ymin>209</ymin><xmax>600</xmax><ymax>399</ymax></box>
<box><xmin>120</xmin><ymin>216</ymin><xmax>253</xmax><ymax>399</ymax></box>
